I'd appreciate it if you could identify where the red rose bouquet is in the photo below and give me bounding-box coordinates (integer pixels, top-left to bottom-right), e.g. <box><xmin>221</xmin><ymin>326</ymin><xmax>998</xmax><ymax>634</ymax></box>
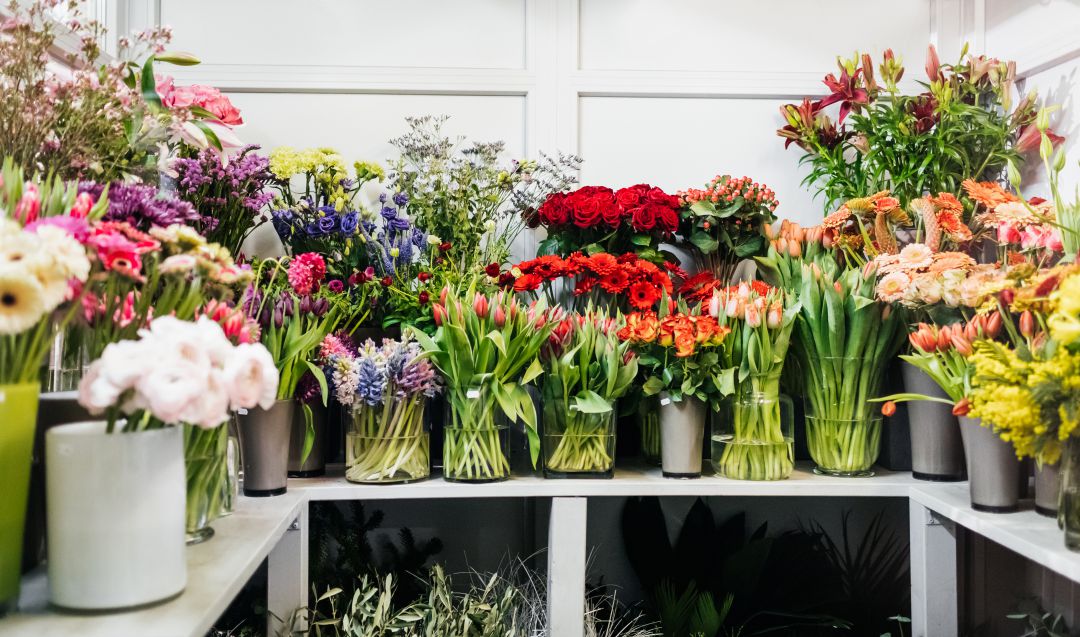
<box><xmin>507</xmin><ymin>252</ymin><xmax>675</xmax><ymax>313</ymax></box>
<box><xmin>679</xmin><ymin>175</ymin><xmax>779</xmax><ymax>284</ymax></box>
<box><xmin>531</xmin><ymin>184</ymin><xmax>681</xmax><ymax>264</ymax></box>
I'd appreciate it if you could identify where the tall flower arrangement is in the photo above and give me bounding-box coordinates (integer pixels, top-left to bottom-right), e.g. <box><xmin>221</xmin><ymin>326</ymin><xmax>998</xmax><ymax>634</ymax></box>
<box><xmin>540</xmin><ymin>312</ymin><xmax>637</xmax><ymax>476</ymax></box>
<box><xmin>411</xmin><ymin>286</ymin><xmax>558</xmax><ymax>481</ymax></box>
<box><xmin>679</xmin><ymin>175</ymin><xmax>778</xmax><ymax>284</ymax></box>
<box><xmin>388</xmin><ymin>115</ymin><xmax>580</xmax><ymax>268</ymax></box>
<box><xmin>778</xmin><ymin>44</ymin><xmax>1059</xmax><ymax>212</ymax></box>
<box><xmin>707</xmin><ymin>281</ymin><xmax>799</xmax><ymax>480</ymax></box>
<box><xmin>529</xmin><ymin>184</ymin><xmax>681</xmax><ymax>263</ymax></box>
<box><xmin>172</xmin><ymin>145</ymin><xmax>275</xmax><ymax>257</ymax></box>
<box><xmin>324</xmin><ymin>336</ymin><xmax>441</xmax><ymax>483</ymax></box>
<box><xmin>269</xmin><ymin>146</ymin><xmax>385</xmax><ymax>279</ymax></box>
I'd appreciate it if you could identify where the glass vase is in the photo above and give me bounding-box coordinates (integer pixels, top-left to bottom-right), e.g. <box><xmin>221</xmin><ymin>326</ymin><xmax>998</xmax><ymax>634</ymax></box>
<box><xmin>183</xmin><ymin>423</ymin><xmax>229</xmax><ymax>545</ymax></box>
<box><xmin>637</xmin><ymin>396</ymin><xmax>662</xmax><ymax>466</ymax></box>
<box><xmin>542</xmin><ymin>388</ymin><xmax>616</xmax><ymax>479</ymax></box>
<box><xmin>712</xmin><ymin>372</ymin><xmax>794</xmax><ymax>481</ymax></box>
<box><xmin>443</xmin><ymin>386</ymin><xmax>510</xmax><ymax>483</ymax></box>
<box><xmin>802</xmin><ymin>355</ymin><xmax>886</xmax><ymax>477</ymax></box>
<box><xmin>345</xmin><ymin>395</ymin><xmax>430</xmax><ymax>484</ymax></box>
<box><xmin>1062</xmin><ymin>438</ymin><xmax>1080</xmax><ymax>551</ymax></box>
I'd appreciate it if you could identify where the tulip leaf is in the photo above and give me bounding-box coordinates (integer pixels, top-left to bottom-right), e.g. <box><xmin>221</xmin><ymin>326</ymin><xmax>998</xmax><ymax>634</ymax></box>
<box><xmin>303</xmin><ymin>360</ymin><xmax>329</xmax><ymax>405</ymax></box>
<box><xmin>573</xmin><ymin>390</ymin><xmax>614</xmax><ymax>414</ymax></box>
<box><xmin>521</xmin><ymin>357</ymin><xmax>544</xmax><ymax>385</ymax></box>
<box><xmin>485</xmin><ymin>330</ymin><xmax>507</xmax><ymax>356</ymax></box>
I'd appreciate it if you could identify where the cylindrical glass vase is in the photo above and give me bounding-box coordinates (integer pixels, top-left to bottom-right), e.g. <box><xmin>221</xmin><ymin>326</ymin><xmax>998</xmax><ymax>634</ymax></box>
<box><xmin>1061</xmin><ymin>438</ymin><xmax>1080</xmax><ymax>551</ymax></box>
<box><xmin>443</xmin><ymin>387</ymin><xmax>510</xmax><ymax>483</ymax></box>
<box><xmin>542</xmin><ymin>391</ymin><xmax>616</xmax><ymax>479</ymax></box>
<box><xmin>802</xmin><ymin>355</ymin><xmax>886</xmax><ymax>477</ymax></box>
<box><xmin>713</xmin><ymin>372</ymin><xmax>794</xmax><ymax>481</ymax></box>
<box><xmin>183</xmin><ymin>424</ymin><xmax>229</xmax><ymax>545</ymax></box>
<box><xmin>345</xmin><ymin>395</ymin><xmax>430</xmax><ymax>484</ymax></box>
<box><xmin>637</xmin><ymin>396</ymin><xmax>662</xmax><ymax>466</ymax></box>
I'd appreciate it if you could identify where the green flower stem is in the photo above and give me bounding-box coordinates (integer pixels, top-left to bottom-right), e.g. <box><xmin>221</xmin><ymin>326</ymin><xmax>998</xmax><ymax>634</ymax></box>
<box><xmin>346</xmin><ymin>395</ymin><xmax>429</xmax><ymax>483</ymax></box>
<box><xmin>717</xmin><ymin>373</ymin><xmax>793</xmax><ymax>481</ymax></box>
<box><xmin>544</xmin><ymin>407</ymin><xmax>615</xmax><ymax>474</ymax></box>
<box><xmin>444</xmin><ymin>390</ymin><xmax>509</xmax><ymax>481</ymax></box>
<box><xmin>639</xmin><ymin>406</ymin><xmax>661</xmax><ymax>463</ymax></box>
<box><xmin>184</xmin><ymin>424</ymin><xmax>229</xmax><ymax>536</ymax></box>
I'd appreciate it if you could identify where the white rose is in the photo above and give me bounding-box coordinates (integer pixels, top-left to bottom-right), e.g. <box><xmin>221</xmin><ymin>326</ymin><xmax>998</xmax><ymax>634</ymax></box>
<box><xmin>222</xmin><ymin>343</ymin><xmax>279</xmax><ymax>411</ymax></box>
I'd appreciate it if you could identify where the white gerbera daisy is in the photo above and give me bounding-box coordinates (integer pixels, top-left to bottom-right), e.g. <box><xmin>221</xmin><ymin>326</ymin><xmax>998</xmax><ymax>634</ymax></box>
<box><xmin>34</xmin><ymin>225</ymin><xmax>90</xmax><ymax>282</ymax></box>
<box><xmin>0</xmin><ymin>267</ymin><xmax>46</xmax><ymax>335</ymax></box>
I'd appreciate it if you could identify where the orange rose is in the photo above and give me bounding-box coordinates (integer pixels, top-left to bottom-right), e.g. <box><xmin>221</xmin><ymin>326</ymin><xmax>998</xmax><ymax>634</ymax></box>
<box><xmin>658</xmin><ymin>315</ymin><xmax>677</xmax><ymax>346</ymax></box>
<box><xmin>636</xmin><ymin>312</ymin><xmax>660</xmax><ymax>342</ymax></box>
<box><xmin>691</xmin><ymin>315</ymin><xmax>720</xmax><ymax>344</ymax></box>
<box><xmin>673</xmin><ymin>329</ymin><xmax>697</xmax><ymax>358</ymax></box>
<box><xmin>709</xmin><ymin>324</ymin><xmax>731</xmax><ymax>346</ymax></box>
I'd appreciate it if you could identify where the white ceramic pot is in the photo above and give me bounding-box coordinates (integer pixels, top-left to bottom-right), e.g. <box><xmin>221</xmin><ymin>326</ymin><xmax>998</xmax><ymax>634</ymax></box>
<box><xmin>46</xmin><ymin>422</ymin><xmax>186</xmax><ymax>610</ymax></box>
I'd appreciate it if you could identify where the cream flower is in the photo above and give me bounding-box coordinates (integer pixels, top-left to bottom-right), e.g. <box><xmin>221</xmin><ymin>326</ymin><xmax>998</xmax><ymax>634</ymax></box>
<box><xmin>910</xmin><ymin>273</ymin><xmax>943</xmax><ymax>306</ymax></box>
<box><xmin>0</xmin><ymin>266</ymin><xmax>45</xmax><ymax>334</ymax></box>
<box><xmin>876</xmin><ymin>271</ymin><xmax>911</xmax><ymax>303</ymax></box>
<box><xmin>34</xmin><ymin>225</ymin><xmax>91</xmax><ymax>282</ymax></box>
<box><xmin>896</xmin><ymin>243</ymin><xmax>934</xmax><ymax>271</ymax></box>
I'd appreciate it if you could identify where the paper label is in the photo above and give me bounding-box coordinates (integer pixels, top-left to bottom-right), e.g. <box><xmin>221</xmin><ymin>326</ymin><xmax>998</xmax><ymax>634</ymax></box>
<box><xmin>660</xmin><ymin>397</ymin><xmax>671</xmax><ymax>406</ymax></box>
<box><xmin>237</xmin><ymin>408</ymin><xmax>248</xmax><ymax>415</ymax></box>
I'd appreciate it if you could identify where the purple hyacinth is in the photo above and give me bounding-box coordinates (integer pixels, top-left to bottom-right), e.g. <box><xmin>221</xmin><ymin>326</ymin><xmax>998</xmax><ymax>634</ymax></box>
<box><xmin>355</xmin><ymin>358</ymin><xmax>386</xmax><ymax>406</ymax></box>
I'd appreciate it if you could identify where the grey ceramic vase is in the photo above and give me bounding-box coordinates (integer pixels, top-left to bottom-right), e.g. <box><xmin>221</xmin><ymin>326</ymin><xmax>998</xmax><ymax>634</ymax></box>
<box><xmin>958</xmin><ymin>416</ymin><xmax>1021</xmax><ymax>512</ymax></box>
<box><xmin>659</xmin><ymin>396</ymin><xmax>705</xmax><ymax>478</ymax></box>
<box><xmin>1035</xmin><ymin>461</ymin><xmax>1061</xmax><ymax>517</ymax></box>
<box><xmin>237</xmin><ymin>399</ymin><xmax>295</xmax><ymax>496</ymax></box>
<box><xmin>902</xmin><ymin>362</ymin><xmax>965</xmax><ymax>481</ymax></box>
<box><xmin>288</xmin><ymin>402</ymin><xmax>326</xmax><ymax>478</ymax></box>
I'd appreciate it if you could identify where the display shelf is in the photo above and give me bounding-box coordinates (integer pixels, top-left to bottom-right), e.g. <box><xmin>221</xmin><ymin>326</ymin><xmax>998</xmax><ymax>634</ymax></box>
<box><xmin>0</xmin><ymin>492</ymin><xmax>305</xmax><ymax>637</ymax></box>
<box><xmin>910</xmin><ymin>482</ymin><xmax>1080</xmax><ymax>582</ymax></box>
<box><xmin>291</xmin><ymin>462</ymin><xmax>919</xmax><ymax>500</ymax></box>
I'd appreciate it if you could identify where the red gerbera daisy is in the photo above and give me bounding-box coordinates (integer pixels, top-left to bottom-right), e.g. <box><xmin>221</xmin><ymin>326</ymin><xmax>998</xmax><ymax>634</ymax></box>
<box><xmin>627</xmin><ymin>281</ymin><xmax>661</xmax><ymax>309</ymax></box>
<box><xmin>513</xmin><ymin>274</ymin><xmax>543</xmax><ymax>292</ymax></box>
<box><xmin>530</xmin><ymin>255</ymin><xmax>566</xmax><ymax>280</ymax></box>
<box><xmin>563</xmin><ymin>252</ymin><xmax>588</xmax><ymax>276</ymax></box>
<box><xmin>599</xmin><ymin>268</ymin><xmax>631</xmax><ymax>293</ymax></box>
<box><xmin>587</xmin><ymin>253</ymin><xmax>618</xmax><ymax>276</ymax></box>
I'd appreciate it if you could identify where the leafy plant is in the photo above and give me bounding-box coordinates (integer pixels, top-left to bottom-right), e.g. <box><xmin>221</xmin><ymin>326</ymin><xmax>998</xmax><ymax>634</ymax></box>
<box><xmin>1008</xmin><ymin>599</ymin><xmax>1070</xmax><ymax>637</ymax></box>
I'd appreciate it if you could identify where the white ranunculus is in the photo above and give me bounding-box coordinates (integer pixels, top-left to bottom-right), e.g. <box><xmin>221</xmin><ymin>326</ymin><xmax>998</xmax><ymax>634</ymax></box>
<box><xmin>77</xmin><ymin>360</ymin><xmax>122</xmax><ymax>415</ymax></box>
<box><xmin>192</xmin><ymin>368</ymin><xmax>231</xmax><ymax>429</ymax></box>
<box><xmin>137</xmin><ymin>361</ymin><xmax>208</xmax><ymax>425</ymax></box>
<box><xmin>222</xmin><ymin>343</ymin><xmax>279</xmax><ymax>411</ymax></box>
<box><xmin>97</xmin><ymin>339</ymin><xmax>154</xmax><ymax>393</ymax></box>
<box><xmin>193</xmin><ymin>316</ymin><xmax>235</xmax><ymax>367</ymax></box>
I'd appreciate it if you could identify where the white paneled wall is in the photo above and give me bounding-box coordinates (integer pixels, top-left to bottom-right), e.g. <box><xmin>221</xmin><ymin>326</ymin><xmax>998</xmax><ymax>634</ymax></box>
<box><xmin>120</xmin><ymin>0</ymin><xmax>938</xmax><ymax>242</ymax></box>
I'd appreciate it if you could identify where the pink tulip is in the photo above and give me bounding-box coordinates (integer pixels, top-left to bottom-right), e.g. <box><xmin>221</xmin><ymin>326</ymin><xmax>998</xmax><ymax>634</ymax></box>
<box><xmin>15</xmin><ymin>184</ymin><xmax>40</xmax><ymax>224</ymax></box>
<box><xmin>473</xmin><ymin>293</ymin><xmax>489</xmax><ymax>318</ymax></box>
<box><xmin>493</xmin><ymin>305</ymin><xmax>506</xmax><ymax>328</ymax></box>
<box><xmin>745</xmin><ymin>303</ymin><xmax>762</xmax><ymax>328</ymax></box>
<box><xmin>432</xmin><ymin>303</ymin><xmax>446</xmax><ymax>326</ymax></box>
<box><xmin>70</xmin><ymin>191</ymin><xmax>94</xmax><ymax>218</ymax></box>
<box><xmin>766</xmin><ymin>304</ymin><xmax>782</xmax><ymax>329</ymax></box>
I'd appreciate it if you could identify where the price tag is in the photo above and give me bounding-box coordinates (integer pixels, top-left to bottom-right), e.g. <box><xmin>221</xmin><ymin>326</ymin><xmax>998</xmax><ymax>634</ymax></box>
<box><xmin>660</xmin><ymin>397</ymin><xmax>671</xmax><ymax>407</ymax></box>
<box><xmin>466</xmin><ymin>388</ymin><xmax>481</xmax><ymax>399</ymax></box>
<box><xmin>237</xmin><ymin>408</ymin><xmax>248</xmax><ymax>415</ymax></box>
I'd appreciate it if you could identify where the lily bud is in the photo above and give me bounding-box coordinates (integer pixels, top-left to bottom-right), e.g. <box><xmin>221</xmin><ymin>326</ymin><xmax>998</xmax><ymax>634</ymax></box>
<box><xmin>1019</xmin><ymin>310</ymin><xmax>1035</xmax><ymax>337</ymax></box>
<box><xmin>925</xmin><ymin>44</ymin><xmax>942</xmax><ymax>82</ymax></box>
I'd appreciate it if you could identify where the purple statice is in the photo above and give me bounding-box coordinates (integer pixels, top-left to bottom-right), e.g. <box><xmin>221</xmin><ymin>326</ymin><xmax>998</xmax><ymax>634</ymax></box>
<box><xmin>81</xmin><ymin>181</ymin><xmax>200</xmax><ymax>231</ymax></box>
<box><xmin>171</xmin><ymin>145</ymin><xmax>274</xmax><ymax>255</ymax></box>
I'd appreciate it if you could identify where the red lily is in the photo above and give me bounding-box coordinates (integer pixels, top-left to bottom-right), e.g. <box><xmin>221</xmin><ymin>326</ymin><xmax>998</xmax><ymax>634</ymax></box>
<box><xmin>818</xmin><ymin>67</ymin><xmax>870</xmax><ymax>124</ymax></box>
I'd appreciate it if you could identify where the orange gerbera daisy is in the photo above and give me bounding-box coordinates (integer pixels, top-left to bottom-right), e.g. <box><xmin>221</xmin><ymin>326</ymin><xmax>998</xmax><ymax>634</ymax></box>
<box><xmin>962</xmin><ymin>179</ymin><xmax>1019</xmax><ymax>209</ymax></box>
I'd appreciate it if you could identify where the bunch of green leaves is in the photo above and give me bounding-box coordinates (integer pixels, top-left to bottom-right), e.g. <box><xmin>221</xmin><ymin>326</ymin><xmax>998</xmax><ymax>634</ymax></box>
<box><xmin>387</xmin><ymin>115</ymin><xmax>580</xmax><ymax>268</ymax></box>
<box><xmin>1007</xmin><ymin>599</ymin><xmax>1070</xmax><ymax>637</ymax></box>
<box><xmin>681</xmin><ymin>176</ymin><xmax>778</xmax><ymax>283</ymax></box>
<box><xmin>409</xmin><ymin>282</ymin><xmax>556</xmax><ymax>464</ymax></box>
<box><xmin>541</xmin><ymin>310</ymin><xmax>638</xmax><ymax>415</ymax></box>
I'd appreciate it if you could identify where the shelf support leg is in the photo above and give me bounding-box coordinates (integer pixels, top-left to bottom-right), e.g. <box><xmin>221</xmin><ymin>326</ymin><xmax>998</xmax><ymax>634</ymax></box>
<box><xmin>910</xmin><ymin>500</ymin><xmax>958</xmax><ymax>637</ymax></box>
<box><xmin>267</xmin><ymin>503</ymin><xmax>309</xmax><ymax>636</ymax></box>
<box><xmin>548</xmin><ymin>496</ymin><xmax>587</xmax><ymax>637</ymax></box>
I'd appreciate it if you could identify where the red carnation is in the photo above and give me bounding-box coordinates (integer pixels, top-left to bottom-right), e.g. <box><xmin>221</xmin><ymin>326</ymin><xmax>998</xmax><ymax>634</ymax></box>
<box><xmin>438</xmin><ymin>242</ymin><xmax>452</xmax><ymax>252</ymax></box>
<box><xmin>418</xmin><ymin>291</ymin><xmax>430</xmax><ymax>305</ymax></box>
<box><xmin>381</xmin><ymin>276</ymin><xmax>393</xmax><ymax>287</ymax></box>
<box><xmin>485</xmin><ymin>263</ymin><xmax>501</xmax><ymax>278</ymax></box>
<box><xmin>418</xmin><ymin>271</ymin><xmax>432</xmax><ymax>282</ymax></box>
<box><xmin>497</xmin><ymin>272</ymin><xmax>516</xmax><ymax>288</ymax></box>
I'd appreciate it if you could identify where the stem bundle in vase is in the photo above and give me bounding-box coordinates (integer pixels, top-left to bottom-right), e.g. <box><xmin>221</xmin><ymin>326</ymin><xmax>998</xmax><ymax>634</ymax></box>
<box><xmin>411</xmin><ymin>285</ymin><xmax>557</xmax><ymax>482</ymax></box>
<box><xmin>708</xmin><ymin>281</ymin><xmax>799</xmax><ymax>480</ymax></box>
<box><xmin>540</xmin><ymin>312</ymin><xmax>637</xmax><ymax>477</ymax></box>
<box><xmin>322</xmin><ymin>335</ymin><xmax>440</xmax><ymax>483</ymax></box>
